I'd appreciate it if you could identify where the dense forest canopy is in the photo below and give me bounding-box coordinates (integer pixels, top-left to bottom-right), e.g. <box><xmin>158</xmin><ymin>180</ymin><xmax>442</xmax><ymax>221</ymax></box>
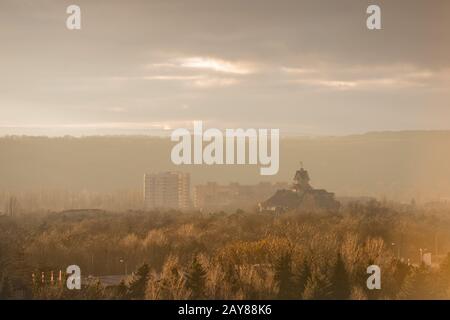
<box><xmin>1</xmin><ymin>201</ymin><xmax>450</xmax><ymax>299</ymax></box>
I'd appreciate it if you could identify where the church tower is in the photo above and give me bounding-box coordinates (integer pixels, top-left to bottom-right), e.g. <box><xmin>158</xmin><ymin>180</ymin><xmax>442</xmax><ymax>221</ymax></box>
<box><xmin>293</xmin><ymin>164</ymin><xmax>312</xmax><ymax>194</ymax></box>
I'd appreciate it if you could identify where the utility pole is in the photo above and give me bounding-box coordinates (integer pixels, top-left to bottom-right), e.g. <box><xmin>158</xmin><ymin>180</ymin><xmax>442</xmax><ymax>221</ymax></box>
<box><xmin>6</xmin><ymin>196</ymin><xmax>18</xmax><ymax>217</ymax></box>
<box><xmin>435</xmin><ymin>233</ymin><xmax>438</xmax><ymax>256</ymax></box>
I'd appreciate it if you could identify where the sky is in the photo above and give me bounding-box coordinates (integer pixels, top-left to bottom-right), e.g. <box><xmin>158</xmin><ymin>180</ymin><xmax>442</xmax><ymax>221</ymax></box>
<box><xmin>0</xmin><ymin>0</ymin><xmax>449</xmax><ymax>136</ymax></box>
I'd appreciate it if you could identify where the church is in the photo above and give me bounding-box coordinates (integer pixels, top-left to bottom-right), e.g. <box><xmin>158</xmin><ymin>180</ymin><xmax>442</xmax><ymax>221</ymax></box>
<box><xmin>259</xmin><ymin>165</ymin><xmax>340</xmax><ymax>213</ymax></box>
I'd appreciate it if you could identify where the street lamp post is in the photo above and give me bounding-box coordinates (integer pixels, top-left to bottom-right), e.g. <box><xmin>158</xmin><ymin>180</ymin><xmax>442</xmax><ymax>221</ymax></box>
<box><xmin>119</xmin><ymin>258</ymin><xmax>128</xmax><ymax>276</ymax></box>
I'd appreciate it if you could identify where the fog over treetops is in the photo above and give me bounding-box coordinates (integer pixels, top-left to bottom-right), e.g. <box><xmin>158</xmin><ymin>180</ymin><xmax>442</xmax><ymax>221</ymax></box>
<box><xmin>1</xmin><ymin>131</ymin><xmax>449</xmax><ymax>202</ymax></box>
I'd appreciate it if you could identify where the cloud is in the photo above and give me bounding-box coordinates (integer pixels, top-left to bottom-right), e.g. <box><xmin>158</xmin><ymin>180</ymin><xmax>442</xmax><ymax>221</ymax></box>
<box><xmin>140</xmin><ymin>56</ymin><xmax>249</xmax><ymax>88</ymax></box>
<box><xmin>146</xmin><ymin>57</ymin><xmax>254</xmax><ymax>74</ymax></box>
<box><xmin>191</xmin><ymin>77</ymin><xmax>239</xmax><ymax>88</ymax></box>
<box><xmin>176</xmin><ymin>57</ymin><xmax>253</xmax><ymax>75</ymax></box>
<box><xmin>280</xmin><ymin>67</ymin><xmax>318</xmax><ymax>74</ymax></box>
<box><xmin>142</xmin><ymin>75</ymin><xmax>202</xmax><ymax>81</ymax></box>
<box><xmin>1</xmin><ymin>0</ymin><xmax>449</xmax><ymax>136</ymax></box>
<box><xmin>0</xmin><ymin>121</ymin><xmax>195</xmax><ymax>131</ymax></box>
<box><xmin>284</xmin><ymin>64</ymin><xmax>450</xmax><ymax>91</ymax></box>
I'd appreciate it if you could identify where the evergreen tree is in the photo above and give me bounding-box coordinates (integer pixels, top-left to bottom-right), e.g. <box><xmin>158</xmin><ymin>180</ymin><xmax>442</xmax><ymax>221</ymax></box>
<box><xmin>185</xmin><ymin>256</ymin><xmax>207</xmax><ymax>299</ymax></box>
<box><xmin>274</xmin><ymin>253</ymin><xmax>294</xmax><ymax>299</ymax></box>
<box><xmin>223</xmin><ymin>264</ymin><xmax>240</xmax><ymax>296</ymax></box>
<box><xmin>295</xmin><ymin>259</ymin><xmax>310</xmax><ymax>299</ymax></box>
<box><xmin>128</xmin><ymin>263</ymin><xmax>150</xmax><ymax>299</ymax></box>
<box><xmin>115</xmin><ymin>280</ymin><xmax>129</xmax><ymax>300</ymax></box>
<box><xmin>0</xmin><ymin>276</ymin><xmax>12</xmax><ymax>299</ymax></box>
<box><xmin>330</xmin><ymin>254</ymin><xmax>351</xmax><ymax>300</ymax></box>
<box><xmin>303</xmin><ymin>272</ymin><xmax>333</xmax><ymax>300</ymax></box>
<box><xmin>398</xmin><ymin>266</ymin><xmax>438</xmax><ymax>299</ymax></box>
<box><xmin>84</xmin><ymin>280</ymin><xmax>106</xmax><ymax>300</ymax></box>
<box><xmin>391</xmin><ymin>260</ymin><xmax>411</xmax><ymax>296</ymax></box>
<box><xmin>440</xmin><ymin>253</ymin><xmax>450</xmax><ymax>280</ymax></box>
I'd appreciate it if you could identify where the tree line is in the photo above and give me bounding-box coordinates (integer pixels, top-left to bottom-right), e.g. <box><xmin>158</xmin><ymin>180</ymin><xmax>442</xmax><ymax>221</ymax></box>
<box><xmin>1</xmin><ymin>200</ymin><xmax>450</xmax><ymax>299</ymax></box>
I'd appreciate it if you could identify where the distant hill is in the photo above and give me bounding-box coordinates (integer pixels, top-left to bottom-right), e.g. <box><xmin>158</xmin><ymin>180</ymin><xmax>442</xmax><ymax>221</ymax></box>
<box><xmin>1</xmin><ymin>131</ymin><xmax>450</xmax><ymax>202</ymax></box>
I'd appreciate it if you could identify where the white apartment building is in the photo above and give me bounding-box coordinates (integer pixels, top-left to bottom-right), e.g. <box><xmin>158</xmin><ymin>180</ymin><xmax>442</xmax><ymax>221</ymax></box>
<box><xmin>144</xmin><ymin>171</ymin><xmax>190</xmax><ymax>210</ymax></box>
